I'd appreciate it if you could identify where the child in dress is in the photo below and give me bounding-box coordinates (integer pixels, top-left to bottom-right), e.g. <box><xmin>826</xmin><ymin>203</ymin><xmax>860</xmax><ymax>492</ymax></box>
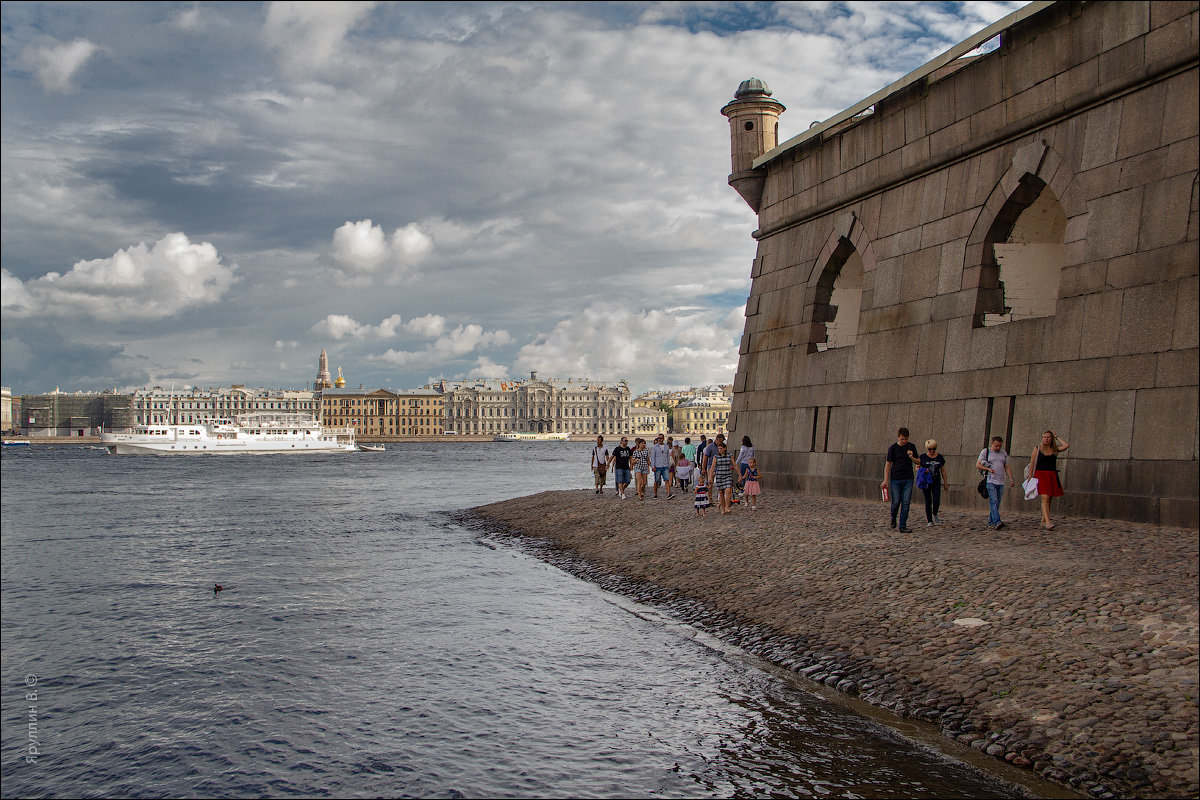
<box><xmin>742</xmin><ymin>457</ymin><xmax>762</xmax><ymax>510</ymax></box>
<box><xmin>693</xmin><ymin>475</ymin><xmax>710</xmax><ymax>516</ymax></box>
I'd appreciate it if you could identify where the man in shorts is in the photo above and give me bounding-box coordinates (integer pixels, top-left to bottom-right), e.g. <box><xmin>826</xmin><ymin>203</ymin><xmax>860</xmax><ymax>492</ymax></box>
<box><xmin>609</xmin><ymin>436</ymin><xmax>633</xmax><ymax>499</ymax></box>
<box><xmin>590</xmin><ymin>436</ymin><xmax>610</xmax><ymax>494</ymax></box>
<box><xmin>650</xmin><ymin>433</ymin><xmax>673</xmax><ymax>499</ymax></box>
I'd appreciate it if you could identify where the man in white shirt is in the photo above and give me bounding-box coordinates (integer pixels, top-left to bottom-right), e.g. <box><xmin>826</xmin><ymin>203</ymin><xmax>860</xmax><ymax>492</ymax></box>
<box><xmin>977</xmin><ymin>435</ymin><xmax>1015</xmax><ymax>529</ymax></box>
<box><xmin>590</xmin><ymin>436</ymin><xmax>610</xmax><ymax>495</ymax></box>
<box><xmin>650</xmin><ymin>433</ymin><xmax>673</xmax><ymax>499</ymax></box>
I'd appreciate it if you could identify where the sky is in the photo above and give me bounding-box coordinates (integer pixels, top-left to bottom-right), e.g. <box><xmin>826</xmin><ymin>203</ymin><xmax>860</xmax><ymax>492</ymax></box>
<box><xmin>1</xmin><ymin>1</ymin><xmax>1025</xmax><ymax>395</ymax></box>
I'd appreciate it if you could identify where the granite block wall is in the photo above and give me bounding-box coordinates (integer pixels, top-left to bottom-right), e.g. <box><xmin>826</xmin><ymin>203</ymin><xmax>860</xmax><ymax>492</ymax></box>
<box><xmin>730</xmin><ymin>0</ymin><xmax>1199</xmax><ymax>525</ymax></box>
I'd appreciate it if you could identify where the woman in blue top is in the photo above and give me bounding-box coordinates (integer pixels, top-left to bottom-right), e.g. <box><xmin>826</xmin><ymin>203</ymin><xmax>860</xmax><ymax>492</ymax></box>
<box><xmin>918</xmin><ymin>439</ymin><xmax>949</xmax><ymax>526</ymax></box>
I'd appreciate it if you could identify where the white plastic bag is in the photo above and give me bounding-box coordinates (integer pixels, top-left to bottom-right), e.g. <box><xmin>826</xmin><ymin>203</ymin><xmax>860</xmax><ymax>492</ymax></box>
<box><xmin>1022</xmin><ymin>477</ymin><xmax>1039</xmax><ymax>500</ymax></box>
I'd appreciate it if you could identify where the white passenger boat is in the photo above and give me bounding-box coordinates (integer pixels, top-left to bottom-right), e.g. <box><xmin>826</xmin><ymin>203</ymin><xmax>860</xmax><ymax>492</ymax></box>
<box><xmin>101</xmin><ymin>413</ymin><xmax>356</xmax><ymax>455</ymax></box>
<box><xmin>492</xmin><ymin>432</ymin><xmax>570</xmax><ymax>442</ymax></box>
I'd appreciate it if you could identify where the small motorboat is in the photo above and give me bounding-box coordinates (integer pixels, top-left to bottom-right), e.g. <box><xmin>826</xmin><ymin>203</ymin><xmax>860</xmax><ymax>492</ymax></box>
<box><xmin>358</xmin><ymin>443</ymin><xmax>385</xmax><ymax>452</ymax></box>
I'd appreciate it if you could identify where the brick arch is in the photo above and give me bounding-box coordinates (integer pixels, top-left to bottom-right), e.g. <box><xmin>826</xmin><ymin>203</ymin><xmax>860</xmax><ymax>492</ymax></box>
<box><xmin>963</xmin><ymin>139</ymin><xmax>1080</xmax><ymax>326</ymax></box>
<box><xmin>802</xmin><ymin>212</ymin><xmax>878</xmax><ymax>353</ymax></box>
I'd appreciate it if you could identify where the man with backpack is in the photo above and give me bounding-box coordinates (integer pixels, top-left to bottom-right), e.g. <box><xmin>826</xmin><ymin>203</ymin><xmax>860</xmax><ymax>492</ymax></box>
<box><xmin>590</xmin><ymin>436</ymin><xmax>610</xmax><ymax>494</ymax></box>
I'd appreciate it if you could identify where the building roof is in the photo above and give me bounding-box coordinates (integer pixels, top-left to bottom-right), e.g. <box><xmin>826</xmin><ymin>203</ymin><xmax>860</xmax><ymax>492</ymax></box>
<box><xmin>676</xmin><ymin>396</ymin><xmax>729</xmax><ymax>408</ymax></box>
<box><xmin>320</xmin><ymin>387</ymin><xmax>442</xmax><ymax>398</ymax></box>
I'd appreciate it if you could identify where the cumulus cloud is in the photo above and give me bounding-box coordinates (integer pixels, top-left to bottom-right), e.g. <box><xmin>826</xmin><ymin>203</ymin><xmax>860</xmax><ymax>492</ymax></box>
<box><xmin>310</xmin><ymin>312</ymin><xmax>404</xmax><ymax>340</ymax></box>
<box><xmin>326</xmin><ymin>220</ymin><xmax>434</xmax><ymax>285</ymax></box>
<box><xmin>2</xmin><ymin>233</ymin><xmax>237</xmax><ymax>322</ymax></box>
<box><xmin>403</xmin><ymin>313</ymin><xmax>446</xmax><ymax>337</ymax></box>
<box><xmin>370</xmin><ymin>324</ymin><xmax>512</xmax><ymax>369</ymax></box>
<box><xmin>464</xmin><ymin>356</ymin><xmax>508</xmax><ymax>380</ymax></box>
<box><xmin>512</xmin><ymin>303</ymin><xmax>745</xmax><ymax>389</ymax></box>
<box><xmin>1</xmin><ymin>2</ymin><xmax>1021</xmax><ymax>393</ymax></box>
<box><xmin>23</xmin><ymin>37</ymin><xmax>100</xmax><ymax>93</ymax></box>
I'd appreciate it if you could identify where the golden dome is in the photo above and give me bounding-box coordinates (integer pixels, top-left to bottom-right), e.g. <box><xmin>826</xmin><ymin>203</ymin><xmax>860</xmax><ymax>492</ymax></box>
<box><xmin>335</xmin><ymin>367</ymin><xmax>345</xmax><ymax>388</ymax></box>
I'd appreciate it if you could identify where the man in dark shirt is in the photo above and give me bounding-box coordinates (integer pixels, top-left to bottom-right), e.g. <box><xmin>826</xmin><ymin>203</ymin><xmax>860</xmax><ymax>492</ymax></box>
<box><xmin>880</xmin><ymin>427</ymin><xmax>919</xmax><ymax>532</ymax></box>
<box><xmin>609</xmin><ymin>437</ymin><xmax>633</xmax><ymax>500</ymax></box>
<box><xmin>701</xmin><ymin>433</ymin><xmax>724</xmax><ymax>476</ymax></box>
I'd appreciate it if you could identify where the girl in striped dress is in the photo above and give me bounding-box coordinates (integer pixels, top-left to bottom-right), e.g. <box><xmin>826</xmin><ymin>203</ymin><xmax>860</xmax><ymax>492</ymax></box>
<box><xmin>710</xmin><ymin>442</ymin><xmax>735</xmax><ymax>515</ymax></box>
<box><xmin>693</xmin><ymin>475</ymin><xmax>710</xmax><ymax>515</ymax></box>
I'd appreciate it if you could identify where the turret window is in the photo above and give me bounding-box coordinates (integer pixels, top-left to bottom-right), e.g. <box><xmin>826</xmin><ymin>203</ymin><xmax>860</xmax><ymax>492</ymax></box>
<box><xmin>744</xmin><ymin>121</ymin><xmax>754</xmax><ymax>131</ymax></box>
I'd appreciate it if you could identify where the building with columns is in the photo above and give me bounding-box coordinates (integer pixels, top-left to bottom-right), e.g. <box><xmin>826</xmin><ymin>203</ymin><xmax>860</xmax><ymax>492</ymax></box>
<box><xmin>1</xmin><ymin>387</ymin><xmax>13</xmax><ymax>433</ymax></box>
<box><xmin>320</xmin><ymin>387</ymin><xmax>444</xmax><ymax>437</ymax></box>
<box><xmin>436</xmin><ymin>373</ymin><xmax>630</xmax><ymax>436</ymax></box>
<box><xmin>722</xmin><ymin>0</ymin><xmax>1198</xmax><ymax>525</ymax></box>
<box><xmin>130</xmin><ymin>386</ymin><xmax>318</xmax><ymax>426</ymax></box>
<box><xmin>672</xmin><ymin>396</ymin><xmax>731</xmax><ymax>436</ymax></box>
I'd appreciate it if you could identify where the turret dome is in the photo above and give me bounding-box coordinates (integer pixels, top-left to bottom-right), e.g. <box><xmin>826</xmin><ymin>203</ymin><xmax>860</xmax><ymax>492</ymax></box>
<box><xmin>734</xmin><ymin>78</ymin><xmax>773</xmax><ymax>99</ymax></box>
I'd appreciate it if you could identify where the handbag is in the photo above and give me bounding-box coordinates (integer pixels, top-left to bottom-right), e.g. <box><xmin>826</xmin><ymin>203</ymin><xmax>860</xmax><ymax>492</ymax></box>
<box><xmin>1023</xmin><ymin>477</ymin><xmax>1039</xmax><ymax>500</ymax></box>
<box><xmin>977</xmin><ymin>475</ymin><xmax>989</xmax><ymax>498</ymax></box>
<box><xmin>915</xmin><ymin>466</ymin><xmax>933</xmax><ymax>489</ymax></box>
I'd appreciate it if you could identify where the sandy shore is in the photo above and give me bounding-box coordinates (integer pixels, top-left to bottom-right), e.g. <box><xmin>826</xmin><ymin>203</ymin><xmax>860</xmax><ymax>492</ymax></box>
<box><xmin>459</xmin><ymin>488</ymin><xmax>1199</xmax><ymax>799</ymax></box>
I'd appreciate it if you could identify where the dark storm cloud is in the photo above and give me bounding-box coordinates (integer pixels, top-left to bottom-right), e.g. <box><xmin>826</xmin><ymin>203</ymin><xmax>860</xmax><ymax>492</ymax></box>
<box><xmin>1</xmin><ymin>324</ymin><xmax>150</xmax><ymax>392</ymax></box>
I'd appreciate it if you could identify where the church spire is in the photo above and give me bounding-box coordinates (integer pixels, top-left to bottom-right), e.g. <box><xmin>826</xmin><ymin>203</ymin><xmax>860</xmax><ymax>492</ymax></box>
<box><xmin>315</xmin><ymin>349</ymin><xmax>333</xmax><ymax>390</ymax></box>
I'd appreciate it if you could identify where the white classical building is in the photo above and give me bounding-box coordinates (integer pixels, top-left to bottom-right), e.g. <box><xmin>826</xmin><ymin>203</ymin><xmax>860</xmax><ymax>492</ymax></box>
<box><xmin>1</xmin><ymin>386</ymin><xmax>12</xmax><ymax>433</ymax></box>
<box><xmin>435</xmin><ymin>372</ymin><xmax>630</xmax><ymax>436</ymax></box>
<box><xmin>131</xmin><ymin>386</ymin><xmax>319</xmax><ymax>425</ymax></box>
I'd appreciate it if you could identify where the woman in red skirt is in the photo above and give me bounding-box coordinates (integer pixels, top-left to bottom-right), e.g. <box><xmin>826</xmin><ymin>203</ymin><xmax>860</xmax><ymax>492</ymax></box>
<box><xmin>1030</xmin><ymin>430</ymin><xmax>1069</xmax><ymax>529</ymax></box>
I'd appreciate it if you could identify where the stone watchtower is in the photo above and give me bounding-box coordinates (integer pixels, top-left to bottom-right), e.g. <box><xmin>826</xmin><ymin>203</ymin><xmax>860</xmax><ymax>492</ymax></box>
<box><xmin>720</xmin><ymin>78</ymin><xmax>785</xmax><ymax>213</ymax></box>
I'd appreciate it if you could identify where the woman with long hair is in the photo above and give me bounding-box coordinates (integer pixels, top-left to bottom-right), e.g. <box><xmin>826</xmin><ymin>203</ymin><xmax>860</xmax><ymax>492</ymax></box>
<box><xmin>736</xmin><ymin>435</ymin><xmax>755</xmax><ymax>490</ymax></box>
<box><xmin>1030</xmin><ymin>430</ymin><xmax>1069</xmax><ymax>529</ymax></box>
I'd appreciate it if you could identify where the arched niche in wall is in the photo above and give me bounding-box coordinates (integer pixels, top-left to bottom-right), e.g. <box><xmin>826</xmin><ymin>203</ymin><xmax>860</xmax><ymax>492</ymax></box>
<box><xmin>967</xmin><ymin>140</ymin><xmax>1077</xmax><ymax>328</ymax></box>
<box><xmin>807</xmin><ymin>214</ymin><xmax>876</xmax><ymax>354</ymax></box>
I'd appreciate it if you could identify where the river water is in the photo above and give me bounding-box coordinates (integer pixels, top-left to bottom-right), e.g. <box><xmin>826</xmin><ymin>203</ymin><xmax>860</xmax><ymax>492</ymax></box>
<box><xmin>2</xmin><ymin>442</ymin><xmax>1020</xmax><ymax>798</ymax></box>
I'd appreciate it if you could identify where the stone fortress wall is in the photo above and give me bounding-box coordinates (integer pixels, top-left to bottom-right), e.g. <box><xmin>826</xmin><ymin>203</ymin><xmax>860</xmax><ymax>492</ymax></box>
<box><xmin>724</xmin><ymin>1</ymin><xmax>1199</xmax><ymax>525</ymax></box>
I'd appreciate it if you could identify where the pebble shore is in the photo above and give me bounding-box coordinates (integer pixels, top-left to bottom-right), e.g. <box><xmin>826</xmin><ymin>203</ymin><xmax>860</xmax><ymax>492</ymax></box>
<box><xmin>459</xmin><ymin>488</ymin><xmax>1199</xmax><ymax>799</ymax></box>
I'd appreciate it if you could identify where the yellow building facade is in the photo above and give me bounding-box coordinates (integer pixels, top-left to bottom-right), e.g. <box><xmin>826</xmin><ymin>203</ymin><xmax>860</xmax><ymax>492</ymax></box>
<box><xmin>320</xmin><ymin>388</ymin><xmax>444</xmax><ymax>437</ymax></box>
<box><xmin>672</xmin><ymin>396</ymin><xmax>730</xmax><ymax>436</ymax></box>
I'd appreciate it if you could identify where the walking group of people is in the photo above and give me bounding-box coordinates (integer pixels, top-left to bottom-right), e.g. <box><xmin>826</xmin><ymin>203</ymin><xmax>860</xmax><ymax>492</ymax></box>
<box><xmin>882</xmin><ymin>426</ymin><xmax>1069</xmax><ymax>532</ymax></box>
<box><xmin>589</xmin><ymin>425</ymin><xmax>1070</xmax><ymax>530</ymax></box>
<box><xmin>589</xmin><ymin>433</ymin><xmax>763</xmax><ymax>515</ymax></box>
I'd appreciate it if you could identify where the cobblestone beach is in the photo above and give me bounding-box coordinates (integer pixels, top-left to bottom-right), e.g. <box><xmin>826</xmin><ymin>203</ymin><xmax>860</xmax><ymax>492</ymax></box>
<box><xmin>462</xmin><ymin>490</ymin><xmax>1199</xmax><ymax>799</ymax></box>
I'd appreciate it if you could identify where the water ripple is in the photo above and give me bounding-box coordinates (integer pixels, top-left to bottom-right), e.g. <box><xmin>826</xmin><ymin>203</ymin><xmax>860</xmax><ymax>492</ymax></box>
<box><xmin>3</xmin><ymin>444</ymin><xmax>1018</xmax><ymax>798</ymax></box>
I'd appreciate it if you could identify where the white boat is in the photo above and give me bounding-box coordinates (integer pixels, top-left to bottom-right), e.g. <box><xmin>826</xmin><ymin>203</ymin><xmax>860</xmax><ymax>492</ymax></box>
<box><xmin>493</xmin><ymin>432</ymin><xmax>570</xmax><ymax>442</ymax></box>
<box><xmin>101</xmin><ymin>413</ymin><xmax>356</xmax><ymax>455</ymax></box>
<box><xmin>358</xmin><ymin>443</ymin><xmax>385</xmax><ymax>452</ymax></box>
